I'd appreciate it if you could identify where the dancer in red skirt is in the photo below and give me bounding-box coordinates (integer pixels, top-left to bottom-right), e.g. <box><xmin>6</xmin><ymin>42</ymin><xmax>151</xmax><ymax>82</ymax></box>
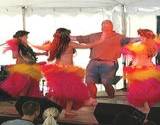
<box><xmin>31</xmin><ymin>28</ymin><xmax>103</xmax><ymax>116</ymax></box>
<box><xmin>0</xmin><ymin>30</ymin><xmax>46</xmax><ymax>97</ymax></box>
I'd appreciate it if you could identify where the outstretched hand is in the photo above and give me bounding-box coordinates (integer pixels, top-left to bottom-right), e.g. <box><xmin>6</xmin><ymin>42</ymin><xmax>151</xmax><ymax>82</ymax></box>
<box><xmin>43</xmin><ymin>51</ymin><xmax>48</xmax><ymax>56</ymax></box>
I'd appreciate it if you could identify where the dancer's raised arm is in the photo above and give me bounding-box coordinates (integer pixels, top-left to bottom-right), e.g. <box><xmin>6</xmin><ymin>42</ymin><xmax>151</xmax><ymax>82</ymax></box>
<box><xmin>30</xmin><ymin>41</ymin><xmax>51</xmax><ymax>51</ymax></box>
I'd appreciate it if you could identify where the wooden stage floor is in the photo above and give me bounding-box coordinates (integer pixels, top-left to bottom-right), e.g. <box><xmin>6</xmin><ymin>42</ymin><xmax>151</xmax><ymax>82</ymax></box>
<box><xmin>58</xmin><ymin>90</ymin><xmax>128</xmax><ymax>125</ymax></box>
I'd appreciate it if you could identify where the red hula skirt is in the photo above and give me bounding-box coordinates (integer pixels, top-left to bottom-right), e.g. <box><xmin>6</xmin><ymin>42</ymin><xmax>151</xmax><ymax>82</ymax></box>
<box><xmin>41</xmin><ymin>64</ymin><xmax>90</xmax><ymax>110</ymax></box>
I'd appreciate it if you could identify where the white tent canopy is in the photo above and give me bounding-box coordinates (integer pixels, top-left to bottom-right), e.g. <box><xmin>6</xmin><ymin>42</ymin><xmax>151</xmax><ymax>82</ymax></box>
<box><xmin>0</xmin><ymin>0</ymin><xmax>159</xmax><ymax>13</ymax></box>
<box><xmin>0</xmin><ymin>0</ymin><xmax>159</xmax><ymax>10</ymax></box>
<box><xmin>0</xmin><ymin>0</ymin><xmax>119</xmax><ymax>8</ymax></box>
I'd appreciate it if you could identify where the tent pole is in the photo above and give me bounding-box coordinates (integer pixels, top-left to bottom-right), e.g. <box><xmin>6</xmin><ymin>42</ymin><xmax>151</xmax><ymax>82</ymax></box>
<box><xmin>22</xmin><ymin>6</ymin><xmax>26</xmax><ymax>30</ymax></box>
<box><xmin>121</xmin><ymin>4</ymin><xmax>127</xmax><ymax>90</ymax></box>
<box><xmin>121</xmin><ymin>4</ymin><xmax>126</xmax><ymax>35</ymax></box>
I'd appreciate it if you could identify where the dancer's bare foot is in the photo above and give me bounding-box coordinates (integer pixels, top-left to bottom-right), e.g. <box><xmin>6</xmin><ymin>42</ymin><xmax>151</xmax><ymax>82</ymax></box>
<box><xmin>65</xmin><ymin>111</ymin><xmax>77</xmax><ymax>117</ymax></box>
<box><xmin>64</xmin><ymin>100</ymin><xmax>77</xmax><ymax>117</ymax></box>
<box><xmin>138</xmin><ymin>102</ymin><xmax>150</xmax><ymax>123</ymax></box>
<box><xmin>138</xmin><ymin>102</ymin><xmax>150</xmax><ymax>114</ymax></box>
<box><xmin>84</xmin><ymin>97</ymin><xmax>97</xmax><ymax>106</ymax></box>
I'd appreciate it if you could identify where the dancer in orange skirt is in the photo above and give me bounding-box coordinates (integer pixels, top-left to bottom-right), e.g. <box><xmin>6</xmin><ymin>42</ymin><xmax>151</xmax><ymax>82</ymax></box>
<box><xmin>123</xmin><ymin>29</ymin><xmax>160</xmax><ymax>114</ymax></box>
